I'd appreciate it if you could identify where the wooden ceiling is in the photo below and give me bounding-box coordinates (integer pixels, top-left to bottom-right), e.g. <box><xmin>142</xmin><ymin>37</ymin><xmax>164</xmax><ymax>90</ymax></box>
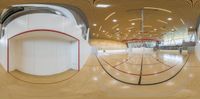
<box><xmin>0</xmin><ymin>0</ymin><xmax>200</xmax><ymax>41</ymax></box>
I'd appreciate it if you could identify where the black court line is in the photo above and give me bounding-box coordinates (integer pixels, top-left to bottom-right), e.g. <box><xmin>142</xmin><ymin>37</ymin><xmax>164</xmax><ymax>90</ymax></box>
<box><xmin>96</xmin><ymin>54</ymin><xmax>190</xmax><ymax>86</ymax></box>
<box><xmin>101</xmin><ymin>53</ymin><xmax>160</xmax><ymax>67</ymax></box>
<box><xmin>100</xmin><ymin>55</ymin><xmax>136</xmax><ymax>68</ymax></box>
<box><xmin>99</xmin><ymin>51</ymin><xmax>183</xmax><ymax>76</ymax></box>
<box><xmin>149</xmin><ymin>53</ymin><xmax>176</xmax><ymax>68</ymax></box>
<box><xmin>99</xmin><ymin>56</ymin><xmax>180</xmax><ymax>76</ymax></box>
<box><xmin>126</xmin><ymin>57</ymin><xmax>160</xmax><ymax>66</ymax></box>
<box><xmin>141</xmin><ymin>55</ymin><xmax>190</xmax><ymax>85</ymax></box>
<box><xmin>8</xmin><ymin>71</ymin><xmax>79</xmax><ymax>84</ymax></box>
<box><xmin>126</xmin><ymin>52</ymin><xmax>177</xmax><ymax>67</ymax></box>
<box><xmin>96</xmin><ymin>55</ymin><xmax>140</xmax><ymax>85</ymax></box>
<box><xmin>138</xmin><ymin>52</ymin><xmax>144</xmax><ymax>85</ymax></box>
<box><xmin>99</xmin><ymin>57</ymin><xmax>141</xmax><ymax>76</ymax></box>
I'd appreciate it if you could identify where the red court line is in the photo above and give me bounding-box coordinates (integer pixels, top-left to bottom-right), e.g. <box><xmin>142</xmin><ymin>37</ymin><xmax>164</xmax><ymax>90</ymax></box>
<box><xmin>103</xmin><ymin>54</ymin><xmax>142</xmax><ymax>65</ymax></box>
<box><xmin>126</xmin><ymin>59</ymin><xmax>160</xmax><ymax>65</ymax></box>
<box><xmin>122</xmin><ymin>38</ymin><xmax>160</xmax><ymax>42</ymax></box>
<box><xmin>7</xmin><ymin>29</ymin><xmax>80</xmax><ymax>72</ymax></box>
<box><xmin>109</xmin><ymin>53</ymin><xmax>162</xmax><ymax>66</ymax></box>
<box><xmin>139</xmin><ymin>51</ymin><xmax>175</xmax><ymax>68</ymax></box>
<box><xmin>96</xmin><ymin>54</ymin><xmax>190</xmax><ymax>85</ymax></box>
<box><xmin>99</xmin><ymin>51</ymin><xmax>187</xmax><ymax>76</ymax></box>
<box><xmin>103</xmin><ymin>53</ymin><xmax>167</xmax><ymax>66</ymax></box>
<box><xmin>127</xmin><ymin>62</ymin><xmax>160</xmax><ymax>65</ymax></box>
<box><xmin>150</xmin><ymin>55</ymin><xmax>177</xmax><ymax>68</ymax></box>
<box><xmin>7</xmin><ymin>29</ymin><xmax>81</xmax><ymax>84</ymax></box>
<box><xmin>99</xmin><ymin>55</ymin><xmax>182</xmax><ymax>76</ymax></box>
<box><xmin>101</xmin><ymin>54</ymin><xmax>135</xmax><ymax>68</ymax></box>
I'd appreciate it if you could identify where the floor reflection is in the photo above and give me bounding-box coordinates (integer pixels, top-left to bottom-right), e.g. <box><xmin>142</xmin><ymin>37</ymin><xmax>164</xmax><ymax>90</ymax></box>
<box><xmin>97</xmin><ymin>50</ymin><xmax>189</xmax><ymax>85</ymax></box>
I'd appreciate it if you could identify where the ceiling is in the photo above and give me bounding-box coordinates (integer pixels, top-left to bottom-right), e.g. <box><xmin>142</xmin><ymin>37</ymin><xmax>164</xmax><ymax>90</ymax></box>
<box><xmin>0</xmin><ymin>0</ymin><xmax>200</xmax><ymax>41</ymax></box>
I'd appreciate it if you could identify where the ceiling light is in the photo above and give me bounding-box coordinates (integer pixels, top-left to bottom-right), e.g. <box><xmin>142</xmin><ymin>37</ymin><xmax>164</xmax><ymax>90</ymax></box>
<box><xmin>154</xmin><ymin>28</ymin><xmax>158</xmax><ymax>31</ymax></box>
<box><xmin>167</xmin><ymin>18</ymin><xmax>172</xmax><ymax>21</ymax></box>
<box><xmin>96</xmin><ymin>4</ymin><xmax>111</xmax><ymax>8</ymax></box>
<box><xmin>112</xmin><ymin>19</ymin><xmax>118</xmax><ymax>23</ymax></box>
<box><xmin>189</xmin><ymin>26</ymin><xmax>193</xmax><ymax>29</ymax></box>
<box><xmin>143</xmin><ymin>7</ymin><xmax>172</xmax><ymax>13</ymax></box>
<box><xmin>105</xmin><ymin>12</ymin><xmax>116</xmax><ymax>20</ymax></box>
<box><xmin>129</xmin><ymin>18</ymin><xmax>142</xmax><ymax>21</ymax></box>
<box><xmin>103</xmin><ymin>30</ymin><xmax>106</xmax><ymax>33</ymax></box>
<box><xmin>93</xmin><ymin>24</ymin><xmax>97</xmax><ymax>26</ymax></box>
<box><xmin>131</xmin><ymin>23</ymin><xmax>135</xmax><ymax>25</ymax></box>
<box><xmin>128</xmin><ymin>30</ymin><xmax>131</xmax><ymax>32</ymax></box>
<box><xmin>171</xmin><ymin>29</ymin><xmax>175</xmax><ymax>31</ymax></box>
<box><xmin>99</xmin><ymin>25</ymin><xmax>102</xmax><ymax>31</ymax></box>
<box><xmin>180</xmin><ymin>18</ymin><xmax>185</xmax><ymax>25</ymax></box>
<box><xmin>157</xmin><ymin>19</ymin><xmax>168</xmax><ymax>24</ymax></box>
<box><xmin>112</xmin><ymin>24</ymin><xmax>119</xmax><ymax>29</ymax></box>
<box><xmin>116</xmin><ymin>28</ymin><xmax>120</xmax><ymax>31</ymax></box>
<box><xmin>126</xmin><ymin>27</ymin><xmax>135</xmax><ymax>30</ymax></box>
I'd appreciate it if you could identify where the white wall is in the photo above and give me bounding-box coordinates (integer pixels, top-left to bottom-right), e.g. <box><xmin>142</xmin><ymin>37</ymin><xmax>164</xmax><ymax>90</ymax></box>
<box><xmin>98</xmin><ymin>49</ymin><xmax>127</xmax><ymax>55</ymax></box>
<box><xmin>71</xmin><ymin>41</ymin><xmax>79</xmax><ymax>68</ymax></box>
<box><xmin>195</xmin><ymin>41</ymin><xmax>200</xmax><ymax>61</ymax></box>
<box><xmin>90</xmin><ymin>39</ymin><xmax>127</xmax><ymax>50</ymax></box>
<box><xmin>0</xmin><ymin>13</ymin><xmax>91</xmax><ymax>75</ymax></box>
<box><xmin>9</xmin><ymin>32</ymin><xmax>78</xmax><ymax>76</ymax></box>
<box><xmin>130</xmin><ymin>48</ymin><xmax>154</xmax><ymax>54</ymax></box>
<box><xmin>195</xmin><ymin>24</ymin><xmax>200</xmax><ymax>61</ymax></box>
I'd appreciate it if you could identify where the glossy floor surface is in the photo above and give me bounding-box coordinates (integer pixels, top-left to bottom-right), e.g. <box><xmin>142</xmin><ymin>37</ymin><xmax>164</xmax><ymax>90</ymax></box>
<box><xmin>9</xmin><ymin>69</ymin><xmax>78</xmax><ymax>84</ymax></box>
<box><xmin>0</xmin><ymin>50</ymin><xmax>200</xmax><ymax>99</ymax></box>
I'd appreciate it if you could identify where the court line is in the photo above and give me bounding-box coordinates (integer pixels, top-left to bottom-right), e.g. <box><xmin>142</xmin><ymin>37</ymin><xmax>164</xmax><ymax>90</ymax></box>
<box><xmin>96</xmin><ymin>54</ymin><xmax>190</xmax><ymax>85</ymax></box>
<box><xmin>104</xmin><ymin>53</ymin><xmax>170</xmax><ymax>66</ymax></box>
<box><xmin>149</xmin><ymin>52</ymin><xmax>180</xmax><ymax>68</ymax></box>
<box><xmin>8</xmin><ymin>71</ymin><xmax>79</xmax><ymax>84</ymax></box>
<box><xmin>141</xmin><ymin>55</ymin><xmax>190</xmax><ymax>85</ymax></box>
<box><xmin>96</xmin><ymin>55</ymin><xmax>140</xmax><ymax>85</ymax></box>
<box><xmin>100</xmin><ymin>54</ymin><xmax>136</xmax><ymax>68</ymax></box>
<box><xmin>7</xmin><ymin>29</ymin><xmax>81</xmax><ymax>72</ymax></box>
<box><xmin>101</xmin><ymin>52</ymin><xmax>177</xmax><ymax>67</ymax></box>
<box><xmin>138</xmin><ymin>49</ymin><xmax>144</xmax><ymax>84</ymax></box>
<box><xmin>126</xmin><ymin>58</ymin><xmax>160</xmax><ymax>65</ymax></box>
<box><xmin>101</xmin><ymin>55</ymin><xmax>161</xmax><ymax>66</ymax></box>
<box><xmin>99</xmin><ymin>55</ymin><xmax>181</xmax><ymax>76</ymax></box>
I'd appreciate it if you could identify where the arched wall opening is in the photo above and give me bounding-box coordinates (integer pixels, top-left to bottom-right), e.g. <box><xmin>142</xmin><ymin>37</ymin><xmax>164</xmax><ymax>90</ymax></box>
<box><xmin>8</xmin><ymin>29</ymin><xmax>80</xmax><ymax>76</ymax></box>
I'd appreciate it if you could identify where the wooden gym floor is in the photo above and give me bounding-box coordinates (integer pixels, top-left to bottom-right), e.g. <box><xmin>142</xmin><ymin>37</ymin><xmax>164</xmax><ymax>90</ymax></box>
<box><xmin>0</xmin><ymin>50</ymin><xmax>200</xmax><ymax>99</ymax></box>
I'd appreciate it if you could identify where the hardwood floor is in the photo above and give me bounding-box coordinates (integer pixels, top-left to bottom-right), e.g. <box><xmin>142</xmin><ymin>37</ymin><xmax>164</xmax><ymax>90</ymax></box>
<box><xmin>9</xmin><ymin>69</ymin><xmax>78</xmax><ymax>84</ymax></box>
<box><xmin>0</xmin><ymin>50</ymin><xmax>200</xmax><ymax>99</ymax></box>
